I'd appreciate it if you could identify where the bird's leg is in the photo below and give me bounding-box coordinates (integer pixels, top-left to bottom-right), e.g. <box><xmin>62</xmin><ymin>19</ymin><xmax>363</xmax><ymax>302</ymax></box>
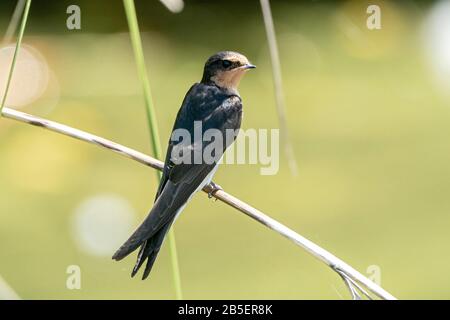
<box><xmin>207</xmin><ymin>182</ymin><xmax>223</xmax><ymax>199</ymax></box>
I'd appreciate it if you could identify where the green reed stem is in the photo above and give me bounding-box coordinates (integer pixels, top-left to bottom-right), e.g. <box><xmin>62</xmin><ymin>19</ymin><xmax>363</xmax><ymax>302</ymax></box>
<box><xmin>123</xmin><ymin>0</ymin><xmax>183</xmax><ymax>300</ymax></box>
<box><xmin>1</xmin><ymin>0</ymin><xmax>31</xmax><ymax>113</ymax></box>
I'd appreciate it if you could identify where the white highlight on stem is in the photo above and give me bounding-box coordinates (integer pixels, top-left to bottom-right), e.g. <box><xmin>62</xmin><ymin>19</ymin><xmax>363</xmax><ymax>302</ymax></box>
<box><xmin>0</xmin><ymin>274</ymin><xmax>20</xmax><ymax>300</ymax></box>
<box><xmin>0</xmin><ymin>45</ymin><xmax>50</xmax><ymax>108</ymax></box>
<box><xmin>159</xmin><ymin>0</ymin><xmax>184</xmax><ymax>13</ymax></box>
<box><xmin>1</xmin><ymin>106</ymin><xmax>397</xmax><ymax>300</ymax></box>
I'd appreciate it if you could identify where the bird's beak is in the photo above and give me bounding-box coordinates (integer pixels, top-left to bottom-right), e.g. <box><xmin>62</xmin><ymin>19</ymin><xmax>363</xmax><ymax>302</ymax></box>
<box><xmin>242</xmin><ymin>63</ymin><xmax>256</xmax><ymax>70</ymax></box>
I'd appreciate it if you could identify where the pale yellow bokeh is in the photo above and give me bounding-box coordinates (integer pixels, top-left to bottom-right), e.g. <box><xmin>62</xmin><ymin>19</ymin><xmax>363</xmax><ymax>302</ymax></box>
<box><xmin>0</xmin><ymin>45</ymin><xmax>49</xmax><ymax>107</ymax></box>
<box><xmin>334</xmin><ymin>0</ymin><xmax>408</xmax><ymax>60</ymax></box>
<box><xmin>3</xmin><ymin>130</ymin><xmax>88</xmax><ymax>193</ymax></box>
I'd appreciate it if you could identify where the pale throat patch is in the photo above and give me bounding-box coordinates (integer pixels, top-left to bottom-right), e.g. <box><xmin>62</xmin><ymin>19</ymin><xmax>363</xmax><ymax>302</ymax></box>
<box><xmin>212</xmin><ymin>68</ymin><xmax>248</xmax><ymax>91</ymax></box>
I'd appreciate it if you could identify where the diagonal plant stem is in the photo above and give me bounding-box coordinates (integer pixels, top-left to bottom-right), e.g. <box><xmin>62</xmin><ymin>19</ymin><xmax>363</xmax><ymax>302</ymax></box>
<box><xmin>0</xmin><ymin>0</ymin><xmax>395</xmax><ymax>301</ymax></box>
<box><xmin>0</xmin><ymin>0</ymin><xmax>31</xmax><ymax>113</ymax></box>
<box><xmin>1</xmin><ymin>106</ymin><xmax>397</xmax><ymax>300</ymax></box>
<box><xmin>345</xmin><ymin>274</ymin><xmax>372</xmax><ymax>300</ymax></box>
<box><xmin>2</xmin><ymin>0</ymin><xmax>26</xmax><ymax>46</ymax></box>
<box><xmin>337</xmin><ymin>268</ymin><xmax>372</xmax><ymax>300</ymax></box>
<box><xmin>122</xmin><ymin>0</ymin><xmax>182</xmax><ymax>299</ymax></box>
<box><xmin>0</xmin><ymin>274</ymin><xmax>20</xmax><ymax>300</ymax></box>
<box><xmin>259</xmin><ymin>0</ymin><xmax>298</xmax><ymax>177</ymax></box>
<box><xmin>341</xmin><ymin>273</ymin><xmax>362</xmax><ymax>300</ymax></box>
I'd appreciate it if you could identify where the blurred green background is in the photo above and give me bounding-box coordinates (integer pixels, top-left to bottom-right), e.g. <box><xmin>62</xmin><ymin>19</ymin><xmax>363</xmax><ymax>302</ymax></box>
<box><xmin>1</xmin><ymin>0</ymin><xmax>450</xmax><ymax>299</ymax></box>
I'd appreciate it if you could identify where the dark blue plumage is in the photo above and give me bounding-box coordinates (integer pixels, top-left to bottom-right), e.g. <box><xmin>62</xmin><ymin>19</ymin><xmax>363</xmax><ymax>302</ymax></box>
<box><xmin>112</xmin><ymin>51</ymin><xmax>254</xmax><ymax>279</ymax></box>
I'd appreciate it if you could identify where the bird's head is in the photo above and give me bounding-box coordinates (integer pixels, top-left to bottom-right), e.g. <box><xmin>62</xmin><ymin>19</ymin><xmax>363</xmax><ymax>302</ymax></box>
<box><xmin>201</xmin><ymin>51</ymin><xmax>256</xmax><ymax>91</ymax></box>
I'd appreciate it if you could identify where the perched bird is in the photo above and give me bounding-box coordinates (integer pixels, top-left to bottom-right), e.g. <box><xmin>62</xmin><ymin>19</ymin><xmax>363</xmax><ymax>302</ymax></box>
<box><xmin>112</xmin><ymin>51</ymin><xmax>256</xmax><ymax>279</ymax></box>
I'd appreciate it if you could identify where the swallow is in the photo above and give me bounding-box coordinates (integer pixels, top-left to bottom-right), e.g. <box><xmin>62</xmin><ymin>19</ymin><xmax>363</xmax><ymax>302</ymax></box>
<box><xmin>112</xmin><ymin>51</ymin><xmax>256</xmax><ymax>279</ymax></box>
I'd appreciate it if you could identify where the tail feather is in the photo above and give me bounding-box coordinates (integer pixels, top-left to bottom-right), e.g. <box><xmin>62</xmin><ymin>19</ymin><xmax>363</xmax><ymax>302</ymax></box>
<box><xmin>130</xmin><ymin>241</ymin><xmax>149</xmax><ymax>277</ymax></box>
<box><xmin>142</xmin><ymin>246</ymin><xmax>161</xmax><ymax>280</ymax></box>
<box><xmin>130</xmin><ymin>222</ymin><xmax>171</xmax><ymax>279</ymax></box>
<box><xmin>112</xmin><ymin>177</ymin><xmax>203</xmax><ymax>279</ymax></box>
<box><xmin>112</xmin><ymin>182</ymin><xmax>182</xmax><ymax>262</ymax></box>
<box><xmin>111</xmin><ymin>211</ymin><xmax>166</xmax><ymax>262</ymax></box>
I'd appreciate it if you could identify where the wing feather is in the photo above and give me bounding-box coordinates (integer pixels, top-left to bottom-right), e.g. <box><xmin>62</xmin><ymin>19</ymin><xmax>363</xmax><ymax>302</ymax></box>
<box><xmin>112</xmin><ymin>84</ymin><xmax>242</xmax><ymax>262</ymax></box>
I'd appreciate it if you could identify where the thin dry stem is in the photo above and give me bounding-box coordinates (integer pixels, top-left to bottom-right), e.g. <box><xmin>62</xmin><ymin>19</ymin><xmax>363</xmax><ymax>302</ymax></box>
<box><xmin>1</xmin><ymin>106</ymin><xmax>397</xmax><ymax>300</ymax></box>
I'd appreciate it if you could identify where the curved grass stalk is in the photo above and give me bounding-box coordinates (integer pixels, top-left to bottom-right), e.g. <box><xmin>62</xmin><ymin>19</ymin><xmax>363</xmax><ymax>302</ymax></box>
<box><xmin>1</xmin><ymin>106</ymin><xmax>397</xmax><ymax>300</ymax></box>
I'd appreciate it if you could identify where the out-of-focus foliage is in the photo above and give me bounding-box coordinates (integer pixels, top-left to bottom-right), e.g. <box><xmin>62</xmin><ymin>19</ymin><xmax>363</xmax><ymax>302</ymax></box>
<box><xmin>1</xmin><ymin>0</ymin><xmax>449</xmax><ymax>299</ymax></box>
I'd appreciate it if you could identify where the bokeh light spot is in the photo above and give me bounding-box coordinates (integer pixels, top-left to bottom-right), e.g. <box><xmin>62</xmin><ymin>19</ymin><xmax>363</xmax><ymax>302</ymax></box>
<box><xmin>3</xmin><ymin>131</ymin><xmax>87</xmax><ymax>193</ymax></box>
<box><xmin>0</xmin><ymin>45</ymin><xmax>49</xmax><ymax>108</ymax></box>
<box><xmin>422</xmin><ymin>0</ymin><xmax>450</xmax><ymax>96</ymax></box>
<box><xmin>159</xmin><ymin>0</ymin><xmax>184</xmax><ymax>13</ymax></box>
<box><xmin>334</xmin><ymin>0</ymin><xmax>406</xmax><ymax>60</ymax></box>
<box><xmin>72</xmin><ymin>194</ymin><xmax>136</xmax><ymax>257</ymax></box>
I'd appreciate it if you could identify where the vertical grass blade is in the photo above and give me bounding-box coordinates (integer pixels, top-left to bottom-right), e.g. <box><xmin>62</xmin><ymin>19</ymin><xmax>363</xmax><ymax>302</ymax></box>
<box><xmin>0</xmin><ymin>0</ymin><xmax>31</xmax><ymax>113</ymax></box>
<box><xmin>123</xmin><ymin>0</ymin><xmax>183</xmax><ymax>299</ymax></box>
<box><xmin>260</xmin><ymin>0</ymin><xmax>298</xmax><ymax>176</ymax></box>
<box><xmin>123</xmin><ymin>0</ymin><xmax>162</xmax><ymax>168</ymax></box>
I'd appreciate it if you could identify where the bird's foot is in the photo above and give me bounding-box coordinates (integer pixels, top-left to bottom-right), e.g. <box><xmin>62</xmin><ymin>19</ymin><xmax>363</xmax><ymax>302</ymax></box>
<box><xmin>207</xmin><ymin>182</ymin><xmax>223</xmax><ymax>199</ymax></box>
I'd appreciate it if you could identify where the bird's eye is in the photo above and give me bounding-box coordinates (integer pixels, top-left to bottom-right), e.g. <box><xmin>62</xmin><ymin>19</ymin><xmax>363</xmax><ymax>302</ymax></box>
<box><xmin>222</xmin><ymin>60</ymin><xmax>232</xmax><ymax>68</ymax></box>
